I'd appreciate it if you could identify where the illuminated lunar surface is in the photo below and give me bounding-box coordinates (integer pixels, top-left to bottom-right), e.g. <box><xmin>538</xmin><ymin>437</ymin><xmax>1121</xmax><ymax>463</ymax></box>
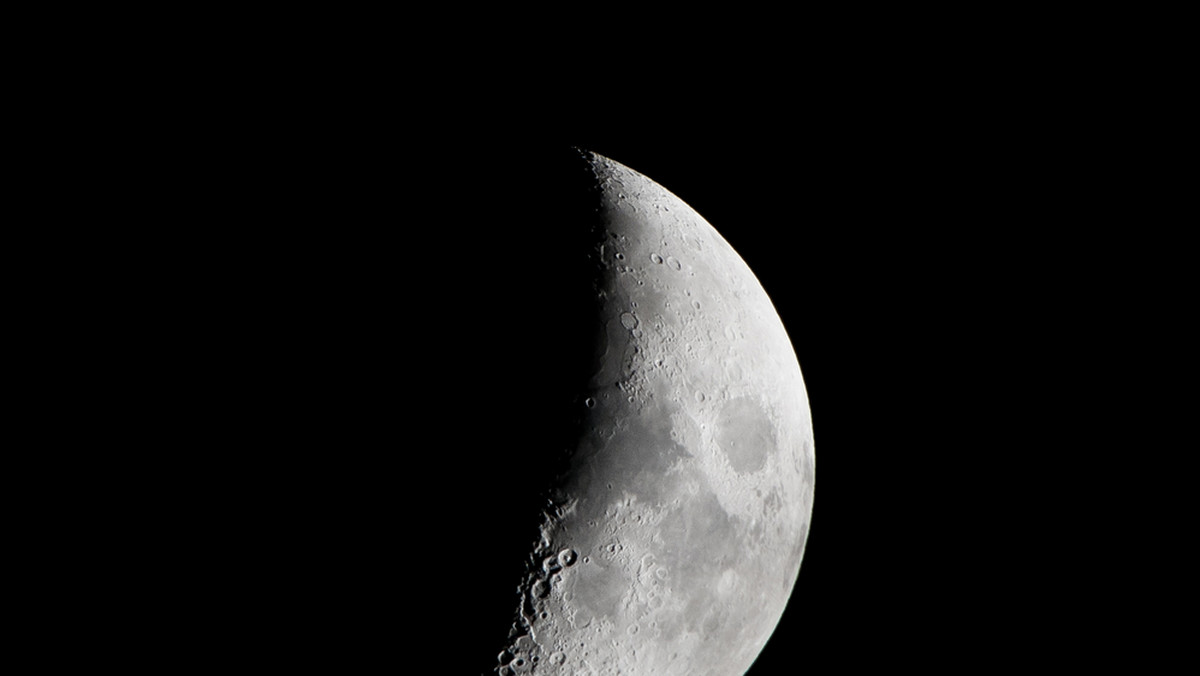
<box><xmin>490</xmin><ymin>152</ymin><xmax>815</xmax><ymax>676</ymax></box>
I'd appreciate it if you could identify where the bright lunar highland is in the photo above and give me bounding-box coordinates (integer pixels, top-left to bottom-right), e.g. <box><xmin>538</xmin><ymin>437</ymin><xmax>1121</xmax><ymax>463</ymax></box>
<box><xmin>489</xmin><ymin>151</ymin><xmax>815</xmax><ymax>676</ymax></box>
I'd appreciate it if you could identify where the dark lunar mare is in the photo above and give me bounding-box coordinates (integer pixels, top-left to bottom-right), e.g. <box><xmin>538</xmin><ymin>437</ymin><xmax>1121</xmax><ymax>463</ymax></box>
<box><xmin>165</xmin><ymin>141</ymin><xmax>607</xmax><ymax>669</ymax></box>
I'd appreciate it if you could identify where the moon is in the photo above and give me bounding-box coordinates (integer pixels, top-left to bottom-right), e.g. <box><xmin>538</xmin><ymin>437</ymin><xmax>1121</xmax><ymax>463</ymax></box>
<box><xmin>486</xmin><ymin>150</ymin><xmax>815</xmax><ymax>676</ymax></box>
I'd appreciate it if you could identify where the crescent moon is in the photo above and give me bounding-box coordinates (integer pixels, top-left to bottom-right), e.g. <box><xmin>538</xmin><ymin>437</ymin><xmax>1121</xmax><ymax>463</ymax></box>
<box><xmin>489</xmin><ymin>150</ymin><xmax>815</xmax><ymax>676</ymax></box>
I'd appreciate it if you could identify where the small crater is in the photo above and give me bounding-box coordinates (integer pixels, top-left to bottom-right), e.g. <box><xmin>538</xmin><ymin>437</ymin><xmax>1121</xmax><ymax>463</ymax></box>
<box><xmin>584</xmin><ymin>397</ymin><xmax>596</xmax><ymax>409</ymax></box>
<box><xmin>650</xmin><ymin>253</ymin><xmax>663</xmax><ymax>264</ymax></box>
<box><xmin>666</xmin><ymin>256</ymin><xmax>682</xmax><ymax>271</ymax></box>
<box><xmin>620</xmin><ymin>312</ymin><xmax>638</xmax><ymax>330</ymax></box>
<box><xmin>559</xmin><ymin>549</ymin><xmax>578</xmax><ymax>567</ymax></box>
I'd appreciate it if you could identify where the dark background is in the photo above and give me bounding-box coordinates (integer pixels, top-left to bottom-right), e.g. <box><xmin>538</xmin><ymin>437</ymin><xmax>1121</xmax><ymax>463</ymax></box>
<box><xmin>140</xmin><ymin>132</ymin><xmax>1099</xmax><ymax>672</ymax></box>
<box><xmin>63</xmin><ymin>91</ymin><xmax>1140</xmax><ymax>669</ymax></box>
<box><xmin>194</xmin><ymin>133</ymin><xmax>1036</xmax><ymax>671</ymax></box>
<box><xmin>30</xmin><ymin>14</ymin><xmax>1175</xmax><ymax>670</ymax></box>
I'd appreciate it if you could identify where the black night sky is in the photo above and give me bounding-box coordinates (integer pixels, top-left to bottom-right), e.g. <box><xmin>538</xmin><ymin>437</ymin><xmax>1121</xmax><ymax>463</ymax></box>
<box><xmin>70</xmin><ymin>19</ymin><xmax>1154</xmax><ymax>672</ymax></box>
<box><xmin>174</xmin><ymin>117</ymin><xmax>1107</xmax><ymax>672</ymax></box>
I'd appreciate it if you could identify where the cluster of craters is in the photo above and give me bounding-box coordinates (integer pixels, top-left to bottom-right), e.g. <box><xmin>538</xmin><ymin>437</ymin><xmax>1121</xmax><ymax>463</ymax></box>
<box><xmin>493</xmin><ymin>541</ymin><xmax>579</xmax><ymax>675</ymax></box>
